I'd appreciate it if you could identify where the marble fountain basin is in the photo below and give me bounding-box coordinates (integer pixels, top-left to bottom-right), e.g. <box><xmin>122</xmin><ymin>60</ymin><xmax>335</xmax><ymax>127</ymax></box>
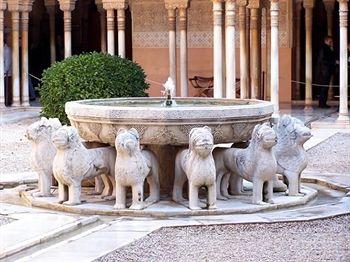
<box><xmin>65</xmin><ymin>97</ymin><xmax>274</xmax><ymax>146</ymax></box>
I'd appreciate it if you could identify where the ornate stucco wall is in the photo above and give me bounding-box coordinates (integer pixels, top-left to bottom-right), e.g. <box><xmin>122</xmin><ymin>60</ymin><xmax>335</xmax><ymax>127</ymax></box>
<box><xmin>130</xmin><ymin>0</ymin><xmax>292</xmax><ymax>102</ymax></box>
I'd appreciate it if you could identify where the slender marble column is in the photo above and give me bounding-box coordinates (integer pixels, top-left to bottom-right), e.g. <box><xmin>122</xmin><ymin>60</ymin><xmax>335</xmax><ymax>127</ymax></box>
<box><xmin>250</xmin><ymin>7</ymin><xmax>261</xmax><ymax>99</ymax></box>
<box><xmin>270</xmin><ymin>0</ymin><xmax>279</xmax><ymax>119</ymax></box>
<box><xmin>167</xmin><ymin>8</ymin><xmax>177</xmax><ymax>96</ymax></box>
<box><xmin>213</xmin><ymin>0</ymin><xmax>223</xmax><ymax>98</ymax></box>
<box><xmin>21</xmin><ymin>10</ymin><xmax>30</xmax><ymax>106</ymax></box>
<box><xmin>106</xmin><ymin>9</ymin><xmax>115</xmax><ymax>55</ymax></box>
<box><xmin>63</xmin><ymin>11</ymin><xmax>72</xmax><ymax>58</ymax></box>
<box><xmin>304</xmin><ymin>1</ymin><xmax>314</xmax><ymax>108</ymax></box>
<box><xmin>0</xmin><ymin>2</ymin><xmax>5</xmax><ymax>107</ymax></box>
<box><xmin>11</xmin><ymin>10</ymin><xmax>20</xmax><ymax>106</ymax></box>
<box><xmin>265</xmin><ymin>6</ymin><xmax>271</xmax><ymax>100</ymax></box>
<box><xmin>293</xmin><ymin>1</ymin><xmax>302</xmax><ymax>100</ymax></box>
<box><xmin>225</xmin><ymin>0</ymin><xmax>236</xmax><ymax>99</ymax></box>
<box><xmin>238</xmin><ymin>1</ymin><xmax>248</xmax><ymax>98</ymax></box>
<box><xmin>97</xmin><ymin>4</ymin><xmax>107</xmax><ymax>53</ymax></box>
<box><xmin>46</xmin><ymin>5</ymin><xmax>56</xmax><ymax>63</ymax></box>
<box><xmin>323</xmin><ymin>0</ymin><xmax>335</xmax><ymax>36</ymax></box>
<box><xmin>338</xmin><ymin>0</ymin><xmax>349</xmax><ymax>121</ymax></box>
<box><xmin>117</xmin><ymin>8</ymin><xmax>125</xmax><ymax>58</ymax></box>
<box><xmin>179</xmin><ymin>7</ymin><xmax>188</xmax><ymax>97</ymax></box>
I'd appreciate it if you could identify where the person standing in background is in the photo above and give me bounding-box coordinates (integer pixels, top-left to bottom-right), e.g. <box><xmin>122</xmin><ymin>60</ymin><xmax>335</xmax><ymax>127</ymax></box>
<box><xmin>315</xmin><ymin>36</ymin><xmax>337</xmax><ymax>108</ymax></box>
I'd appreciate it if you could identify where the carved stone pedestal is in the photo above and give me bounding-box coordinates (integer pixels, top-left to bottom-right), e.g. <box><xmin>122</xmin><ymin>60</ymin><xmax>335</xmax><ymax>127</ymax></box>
<box><xmin>146</xmin><ymin>144</ymin><xmax>184</xmax><ymax>197</ymax></box>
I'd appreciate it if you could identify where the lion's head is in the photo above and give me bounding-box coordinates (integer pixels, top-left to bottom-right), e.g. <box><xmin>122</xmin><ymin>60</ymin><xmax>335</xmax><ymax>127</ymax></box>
<box><xmin>26</xmin><ymin>117</ymin><xmax>62</xmax><ymax>143</ymax></box>
<box><xmin>189</xmin><ymin>126</ymin><xmax>214</xmax><ymax>158</ymax></box>
<box><xmin>276</xmin><ymin>115</ymin><xmax>312</xmax><ymax>146</ymax></box>
<box><xmin>251</xmin><ymin>123</ymin><xmax>277</xmax><ymax>149</ymax></box>
<box><xmin>52</xmin><ymin>126</ymin><xmax>82</xmax><ymax>150</ymax></box>
<box><xmin>115</xmin><ymin>128</ymin><xmax>141</xmax><ymax>155</ymax></box>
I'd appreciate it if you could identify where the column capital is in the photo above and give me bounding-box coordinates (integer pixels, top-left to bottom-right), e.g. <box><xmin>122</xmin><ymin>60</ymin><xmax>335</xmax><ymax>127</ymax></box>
<box><xmin>338</xmin><ymin>0</ymin><xmax>349</xmax><ymax>7</ymax></box>
<box><xmin>164</xmin><ymin>0</ymin><xmax>189</xmax><ymax>10</ymax></box>
<box><xmin>0</xmin><ymin>0</ymin><xmax>6</xmax><ymax>11</ymax></box>
<box><xmin>44</xmin><ymin>0</ymin><xmax>56</xmax><ymax>7</ymax></box>
<box><xmin>303</xmin><ymin>0</ymin><xmax>315</xmax><ymax>9</ymax></box>
<box><xmin>7</xmin><ymin>0</ymin><xmax>22</xmax><ymax>12</ymax></box>
<box><xmin>323</xmin><ymin>0</ymin><xmax>335</xmax><ymax>9</ymax></box>
<box><xmin>237</xmin><ymin>0</ymin><xmax>247</xmax><ymax>7</ymax></box>
<box><xmin>58</xmin><ymin>0</ymin><xmax>76</xmax><ymax>12</ymax></box>
<box><xmin>21</xmin><ymin>0</ymin><xmax>34</xmax><ymax>12</ymax></box>
<box><xmin>225</xmin><ymin>0</ymin><xmax>236</xmax><ymax>27</ymax></box>
<box><xmin>247</xmin><ymin>0</ymin><xmax>261</xmax><ymax>9</ymax></box>
<box><xmin>102</xmin><ymin>0</ymin><xmax>128</xmax><ymax>10</ymax></box>
<box><xmin>338</xmin><ymin>0</ymin><xmax>348</xmax><ymax>27</ymax></box>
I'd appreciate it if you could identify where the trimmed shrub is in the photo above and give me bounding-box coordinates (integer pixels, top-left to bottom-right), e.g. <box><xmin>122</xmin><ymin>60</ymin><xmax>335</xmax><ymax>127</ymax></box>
<box><xmin>39</xmin><ymin>52</ymin><xmax>149</xmax><ymax>124</ymax></box>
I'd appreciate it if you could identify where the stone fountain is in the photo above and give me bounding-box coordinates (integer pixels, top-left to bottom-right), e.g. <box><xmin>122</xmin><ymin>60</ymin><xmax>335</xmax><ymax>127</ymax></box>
<box><xmin>65</xmin><ymin>77</ymin><xmax>274</xmax><ymax>195</ymax></box>
<box><xmin>22</xmin><ymin>78</ymin><xmax>320</xmax><ymax>216</ymax></box>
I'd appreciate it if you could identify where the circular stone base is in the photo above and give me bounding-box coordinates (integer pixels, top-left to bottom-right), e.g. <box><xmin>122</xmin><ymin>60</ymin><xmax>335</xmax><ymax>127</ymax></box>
<box><xmin>21</xmin><ymin>185</ymin><xmax>317</xmax><ymax>218</ymax></box>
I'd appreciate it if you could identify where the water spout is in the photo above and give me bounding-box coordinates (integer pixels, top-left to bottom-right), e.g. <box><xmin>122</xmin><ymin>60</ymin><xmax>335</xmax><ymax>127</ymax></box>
<box><xmin>163</xmin><ymin>77</ymin><xmax>175</xmax><ymax>106</ymax></box>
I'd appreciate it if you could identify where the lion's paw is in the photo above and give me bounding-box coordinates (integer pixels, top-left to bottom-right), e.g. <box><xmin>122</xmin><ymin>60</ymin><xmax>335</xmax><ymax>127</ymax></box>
<box><xmin>189</xmin><ymin>205</ymin><xmax>201</xmax><ymax>210</ymax></box>
<box><xmin>102</xmin><ymin>195</ymin><xmax>116</xmax><ymax>201</ymax></box>
<box><xmin>145</xmin><ymin>196</ymin><xmax>159</xmax><ymax>203</ymax></box>
<box><xmin>33</xmin><ymin>192</ymin><xmax>51</xmax><ymax>198</ymax></box>
<box><xmin>114</xmin><ymin>203</ymin><xmax>126</xmax><ymax>209</ymax></box>
<box><xmin>254</xmin><ymin>201</ymin><xmax>269</xmax><ymax>205</ymax></box>
<box><xmin>129</xmin><ymin>203</ymin><xmax>144</xmax><ymax>210</ymax></box>
<box><xmin>208</xmin><ymin>204</ymin><xmax>217</xmax><ymax>210</ymax></box>
<box><xmin>63</xmin><ymin>200</ymin><xmax>81</xmax><ymax>206</ymax></box>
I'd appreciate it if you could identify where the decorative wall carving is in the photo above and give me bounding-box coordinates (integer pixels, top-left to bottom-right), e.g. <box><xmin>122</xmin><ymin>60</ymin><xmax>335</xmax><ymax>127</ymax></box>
<box><xmin>132</xmin><ymin>0</ymin><xmax>290</xmax><ymax>48</ymax></box>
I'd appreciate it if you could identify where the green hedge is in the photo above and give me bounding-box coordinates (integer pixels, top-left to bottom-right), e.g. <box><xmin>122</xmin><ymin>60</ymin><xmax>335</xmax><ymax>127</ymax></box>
<box><xmin>39</xmin><ymin>52</ymin><xmax>149</xmax><ymax>124</ymax></box>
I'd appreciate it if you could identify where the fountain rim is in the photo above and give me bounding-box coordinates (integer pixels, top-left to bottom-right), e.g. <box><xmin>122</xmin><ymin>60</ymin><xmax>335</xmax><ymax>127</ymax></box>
<box><xmin>66</xmin><ymin>97</ymin><xmax>274</xmax><ymax>121</ymax></box>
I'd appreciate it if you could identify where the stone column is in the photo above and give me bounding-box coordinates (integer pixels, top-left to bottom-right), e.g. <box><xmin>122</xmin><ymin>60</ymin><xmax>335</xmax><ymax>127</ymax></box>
<box><xmin>8</xmin><ymin>1</ymin><xmax>21</xmax><ymax>106</ymax></box>
<box><xmin>117</xmin><ymin>7</ymin><xmax>126</xmax><ymax>58</ymax></box>
<box><xmin>0</xmin><ymin>0</ymin><xmax>6</xmax><ymax>107</ymax></box>
<box><xmin>96</xmin><ymin>0</ymin><xmax>107</xmax><ymax>53</ymax></box>
<box><xmin>303</xmin><ymin>0</ymin><xmax>314</xmax><ymax>108</ymax></box>
<box><xmin>165</xmin><ymin>3</ymin><xmax>177</xmax><ymax>96</ymax></box>
<box><xmin>270</xmin><ymin>0</ymin><xmax>279</xmax><ymax>119</ymax></box>
<box><xmin>265</xmin><ymin>4</ymin><xmax>271</xmax><ymax>100</ymax></box>
<box><xmin>238</xmin><ymin>0</ymin><xmax>248</xmax><ymax>98</ymax></box>
<box><xmin>21</xmin><ymin>0</ymin><xmax>34</xmax><ymax>107</ymax></box>
<box><xmin>45</xmin><ymin>0</ymin><xmax>56</xmax><ymax>64</ymax></box>
<box><xmin>59</xmin><ymin>0</ymin><xmax>76</xmax><ymax>58</ymax></box>
<box><xmin>225</xmin><ymin>0</ymin><xmax>236</xmax><ymax>99</ymax></box>
<box><xmin>212</xmin><ymin>0</ymin><xmax>223</xmax><ymax>98</ymax></box>
<box><xmin>338</xmin><ymin>0</ymin><xmax>349</xmax><ymax>121</ymax></box>
<box><xmin>249</xmin><ymin>1</ymin><xmax>261</xmax><ymax>99</ymax></box>
<box><xmin>179</xmin><ymin>7</ymin><xmax>188</xmax><ymax>97</ymax></box>
<box><xmin>293</xmin><ymin>0</ymin><xmax>302</xmax><ymax>100</ymax></box>
<box><xmin>323</xmin><ymin>0</ymin><xmax>335</xmax><ymax>36</ymax></box>
<box><xmin>106</xmin><ymin>8</ymin><xmax>115</xmax><ymax>55</ymax></box>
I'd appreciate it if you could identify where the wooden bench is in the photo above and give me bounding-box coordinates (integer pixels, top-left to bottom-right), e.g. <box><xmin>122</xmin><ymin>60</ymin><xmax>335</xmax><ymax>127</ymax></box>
<box><xmin>189</xmin><ymin>76</ymin><xmax>240</xmax><ymax>97</ymax></box>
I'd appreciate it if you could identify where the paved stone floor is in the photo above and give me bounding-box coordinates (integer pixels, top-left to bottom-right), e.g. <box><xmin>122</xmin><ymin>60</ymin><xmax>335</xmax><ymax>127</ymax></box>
<box><xmin>97</xmin><ymin>215</ymin><xmax>350</xmax><ymax>262</ymax></box>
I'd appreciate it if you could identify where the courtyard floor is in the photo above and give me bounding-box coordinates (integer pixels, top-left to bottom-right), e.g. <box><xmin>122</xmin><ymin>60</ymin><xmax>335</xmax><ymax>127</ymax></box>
<box><xmin>0</xmin><ymin>105</ymin><xmax>349</xmax><ymax>261</ymax></box>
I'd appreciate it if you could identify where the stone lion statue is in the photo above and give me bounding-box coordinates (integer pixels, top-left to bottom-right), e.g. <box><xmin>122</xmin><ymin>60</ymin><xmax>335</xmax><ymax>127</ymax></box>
<box><xmin>273</xmin><ymin>115</ymin><xmax>312</xmax><ymax>196</ymax></box>
<box><xmin>52</xmin><ymin>126</ymin><xmax>116</xmax><ymax>205</ymax></box>
<box><xmin>26</xmin><ymin>117</ymin><xmax>62</xmax><ymax>197</ymax></box>
<box><xmin>114</xmin><ymin>128</ymin><xmax>160</xmax><ymax>210</ymax></box>
<box><xmin>213</xmin><ymin>123</ymin><xmax>277</xmax><ymax>205</ymax></box>
<box><xmin>172</xmin><ymin>126</ymin><xmax>216</xmax><ymax>210</ymax></box>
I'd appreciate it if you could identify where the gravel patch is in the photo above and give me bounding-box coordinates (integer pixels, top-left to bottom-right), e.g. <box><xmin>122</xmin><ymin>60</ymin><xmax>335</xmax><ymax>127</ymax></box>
<box><xmin>98</xmin><ymin>215</ymin><xmax>350</xmax><ymax>262</ymax></box>
<box><xmin>0</xmin><ymin>215</ymin><xmax>14</xmax><ymax>227</ymax></box>
<box><xmin>307</xmin><ymin>133</ymin><xmax>350</xmax><ymax>174</ymax></box>
<box><xmin>0</xmin><ymin>118</ymin><xmax>38</xmax><ymax>174</ymax></box>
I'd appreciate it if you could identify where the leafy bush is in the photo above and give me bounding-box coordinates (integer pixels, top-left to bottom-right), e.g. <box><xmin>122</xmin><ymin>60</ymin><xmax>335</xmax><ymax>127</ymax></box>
<box><xmin>39</xmin><ymin>52</ymin><xmax>149</xmax><ymax>124</ymax></box>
